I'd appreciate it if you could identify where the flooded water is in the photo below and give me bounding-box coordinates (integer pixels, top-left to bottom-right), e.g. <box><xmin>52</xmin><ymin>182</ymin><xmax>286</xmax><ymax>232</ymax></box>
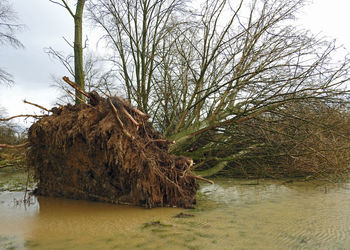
<box><xmin>1</xmin><ymin>178</ymin><xmax>350</xmax><ymax>249</ymax></box>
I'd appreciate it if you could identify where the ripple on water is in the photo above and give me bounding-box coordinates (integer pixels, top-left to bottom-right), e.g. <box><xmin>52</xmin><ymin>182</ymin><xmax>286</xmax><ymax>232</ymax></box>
<box><xmin>1</xmin><ymin>179</ymin><xmax>350</xmax><ymax>249</ymax></box>
<box><xmin>198</xmin><ymin>179</ymin><xmax>350</xmax><ymax>249</ymax></box>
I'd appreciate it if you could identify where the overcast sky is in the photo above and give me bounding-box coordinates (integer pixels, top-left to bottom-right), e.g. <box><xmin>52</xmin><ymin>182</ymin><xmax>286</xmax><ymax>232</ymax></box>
<box><xmin>1</xmin><ymin>0</ymin><xmax>350</xmax><ymax>127</ymax></box>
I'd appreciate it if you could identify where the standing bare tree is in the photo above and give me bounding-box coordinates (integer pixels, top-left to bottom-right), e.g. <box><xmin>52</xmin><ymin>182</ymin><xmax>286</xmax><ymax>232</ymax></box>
<box><xmin>0</xmin><ymin>0</ymin><xmax>24</xmax><ymax>85</ymax></box>
<box><xmin>49</xmin><ymin>0</ymin><xmax>86</xmax><ymax>104</ymax></box>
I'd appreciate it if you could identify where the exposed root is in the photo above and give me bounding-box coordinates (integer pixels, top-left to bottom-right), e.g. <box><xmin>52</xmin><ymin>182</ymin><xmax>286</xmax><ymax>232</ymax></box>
<box><xmin>108</xmin><ymin>98</ymin><xmax>135</xmax><ymax>139</ymax></box>
<box><xmin>121</xmin><ymin>106</ymin><xmax>140</xmax><ymax>130</ymax></box>
<box><xmin>115</xmin><ymin>96</ymin><xmax>150</xmax><ymax>120</ymax></box>
<box><xmin>27</xmin><ymin>92</ymin><xmax>198</xmax><ymax>208</ymax></box>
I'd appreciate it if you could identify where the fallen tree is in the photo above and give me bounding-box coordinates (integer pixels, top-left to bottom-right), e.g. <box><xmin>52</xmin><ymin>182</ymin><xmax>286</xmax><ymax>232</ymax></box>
<box><xmin>184</xmin><ymin>101</ymin><xmax>350</xmax><ymax>179</ymax></box>
<box><xmin>18</xmin><ymin>77</ymin><xmax>213</xmax><ymax>208</ymax></box>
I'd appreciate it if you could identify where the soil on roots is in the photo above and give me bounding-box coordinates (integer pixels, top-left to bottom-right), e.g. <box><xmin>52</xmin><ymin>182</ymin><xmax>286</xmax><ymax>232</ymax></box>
<box><xmin>26</xmin><ymin>93</ymin><xmax>198</xmax><ymax>208</ymax></box>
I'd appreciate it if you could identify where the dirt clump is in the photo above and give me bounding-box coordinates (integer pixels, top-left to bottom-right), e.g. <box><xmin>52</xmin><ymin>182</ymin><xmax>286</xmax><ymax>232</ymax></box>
<box><xmin>26</xmin><ymin>92</ymin><xmax>198</xmax><ymax>208</ymax></box>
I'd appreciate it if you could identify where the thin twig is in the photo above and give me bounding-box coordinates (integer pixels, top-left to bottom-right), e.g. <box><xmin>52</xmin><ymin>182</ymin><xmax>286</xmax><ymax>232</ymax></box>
<box><xmin>23</xmin><ymin>100</ymin><xmax>50</xmax><ymax>112</ymax></box>
<box><xmin>67</xmin><ymin>89</ymin><xmax>92</xmax><ymax>107</ymax></box>
<box><xmin>49</xmin><ymin>0</ymin><xmax>75</xmax><ymax>18</ymax></box>
<box><xmin>24</xmin><ymin>166</ymin><xmax>30</xmax><ymax>201</ymax></box>
<box><xmin>0</xmin><ymin>114</ymin><xmax>44</xmax><ymax>122</ymax></box>
<box><xmin>62</xmin><ymin>36</ymin><xmax>74</xmax><ymax>48</ymax></box>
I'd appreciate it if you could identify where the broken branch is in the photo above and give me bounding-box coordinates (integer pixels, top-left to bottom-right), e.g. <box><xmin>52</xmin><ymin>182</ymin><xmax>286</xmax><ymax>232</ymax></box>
<box><xmin>24</xmin><ymin>100</ymin><xmax>50</xmax><ymax>112</ymax></box>
<box><xmin>62</xmin><ymin>76</ymin><xmax>90</xmax><ymax>99</ymax></box>
<box><xmin>121</xmin><ymin>106</ymin><xmax>140</xmax><ymax>130</ymax></box>
<box><xmin>116</xmin><ymin>96</ymin><xmax>150</xmax><ymax>120</ymax></box>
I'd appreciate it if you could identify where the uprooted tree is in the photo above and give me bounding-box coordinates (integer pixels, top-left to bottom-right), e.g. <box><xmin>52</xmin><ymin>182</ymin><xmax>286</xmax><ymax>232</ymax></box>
<box><xmin>21</xmin><ymin>78</ymin><xmax>214</xmax><ymax>208</ymax></box>
<box><xmin>2</xmin><ymin>0</ymin><xmax>350</xmax><ymax>209</ymax></box>
<box><xmin>0</xmin><ymin>0</ymin><xmax>208</xmax><ymax>208</ymax></box>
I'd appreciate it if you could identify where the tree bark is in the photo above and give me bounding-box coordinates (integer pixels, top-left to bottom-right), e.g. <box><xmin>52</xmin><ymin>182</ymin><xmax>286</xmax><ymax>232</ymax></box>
<box><xmin>74</xmin><ymin>0</ymin><xmax>86</xmax><ymax>104</ymax></box>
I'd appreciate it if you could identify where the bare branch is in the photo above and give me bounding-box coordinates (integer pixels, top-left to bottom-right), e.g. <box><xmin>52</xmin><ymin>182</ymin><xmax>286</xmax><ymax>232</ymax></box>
<box><xmin>49</xmin><ymin>0</ymin><xmax>75</xmax><ymax>18</ymax></box>
<box><xmin>62</xmin><ymin>36</ymin><xmax>74</xmax><ymax>48</ymax></box>
<box><xmin>23</xmin><ymin>100</ymin><xmax>50</xmax><ymax>112</ymax></box>
<box><xmin>62</xmin><ymin>76</ymin><xmax>89</xmax><ymax>99</ymax></box>
<box><xmin>0</xmin><ymin>114</ymin><xmax>44</xmax><ymax>121</ymax></box>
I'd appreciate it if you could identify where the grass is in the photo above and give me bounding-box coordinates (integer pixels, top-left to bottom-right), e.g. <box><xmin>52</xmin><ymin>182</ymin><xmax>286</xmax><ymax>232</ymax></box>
<box><xmin>0</xmin><ymin>167</ymin><xmax>35</xmax><ymax>192</ymax></box>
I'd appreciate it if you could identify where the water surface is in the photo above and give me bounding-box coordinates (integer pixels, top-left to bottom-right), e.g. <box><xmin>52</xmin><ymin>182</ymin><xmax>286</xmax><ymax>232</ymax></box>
<box><xmin>1</xmin><ymin>178</ymin><xmax>350</xmax><ymax>249</ymax></box>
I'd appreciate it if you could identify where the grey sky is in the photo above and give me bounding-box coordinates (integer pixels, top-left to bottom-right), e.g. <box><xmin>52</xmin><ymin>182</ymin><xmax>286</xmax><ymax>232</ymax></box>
<box><xmin>0</xmin><ymin>0</ymin><xmax>74</xmax><ymax>123</ymax></box>
<box><xmin>2</xmin><ymin>0</ymin><xmax>73</xmax><ymax>82</ymax></box>
<box><xmin>1</xmin><ymin>0</ymin><xmax>350</xmax><ymax>126</ymax></box>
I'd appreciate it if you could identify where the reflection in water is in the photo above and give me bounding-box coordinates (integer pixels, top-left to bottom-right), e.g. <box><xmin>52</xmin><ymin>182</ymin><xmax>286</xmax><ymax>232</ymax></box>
<box><xmin>1</xmin><ymin>179</ymin><xmax>350</xmax><ymax>249</ymax></box>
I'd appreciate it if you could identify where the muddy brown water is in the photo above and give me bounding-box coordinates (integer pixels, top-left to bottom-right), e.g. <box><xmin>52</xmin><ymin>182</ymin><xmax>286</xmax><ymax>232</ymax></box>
<box><xmin>1</xmin><ymin>178</ymin><xmax>350</xmax><ymax>249</ymax></box>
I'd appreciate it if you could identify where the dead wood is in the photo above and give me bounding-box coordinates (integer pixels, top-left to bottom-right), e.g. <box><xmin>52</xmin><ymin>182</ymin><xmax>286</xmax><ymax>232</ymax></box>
<box><xmin>108</xmin><ymin>97</ymin><xmax>135</xmax><ymax>139</ymax></box>
<box><xmin>23</xmin><ymin>100</ymin><xmax>50</xmax><ymax>112</ymax></box>
<box><xmin>115</xmin><ymin>96</ymin><xmax>150</xmax><ymax>120</ymax></box>
<box><xmin>26</xmin><ymin>91</ymin><xmax>199</xmax><ymax>208</ymax></box>
<box><xmin>62</xmin><ymin>76</ymin><xmax>90</xmax><ymax>99</ymax></box>
<box><xmin>0</xmin><ymin>114</ymin><xmax>44</xmax><ymax>122</ymax></box>
<box><xmin>67</xmin><ymin>89</ymin><xmax>90</xmax><ymax>106</ymax></box>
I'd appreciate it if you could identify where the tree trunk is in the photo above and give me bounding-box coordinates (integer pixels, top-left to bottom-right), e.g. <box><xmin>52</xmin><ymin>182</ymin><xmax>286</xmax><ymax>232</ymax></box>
<box><xmin>74</xmin><ymin>0</ymin><xmax>85</xmax><ymax>104</ymax></box>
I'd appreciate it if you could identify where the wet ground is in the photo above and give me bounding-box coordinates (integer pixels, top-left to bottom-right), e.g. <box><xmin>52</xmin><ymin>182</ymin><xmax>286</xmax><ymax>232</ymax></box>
<box><xmin>1</xmin><ymin>168</ymin><xmax>350</xmax><ymax>249</ymax></box>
